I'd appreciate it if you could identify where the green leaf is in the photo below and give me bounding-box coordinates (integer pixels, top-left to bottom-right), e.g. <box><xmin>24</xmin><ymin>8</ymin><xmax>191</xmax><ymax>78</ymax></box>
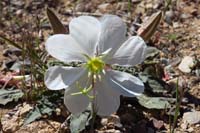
<box><xmin>46</xmin><ymin>7</ymin><xmax>67</xmax><ymax>34</ymax></box>
<box><xmin>147</xmin><ymin>77</ymin><xmax>168</xmax><ymax>93</ymax></box>
<box><xmin>24</xmin><ymin>95</ymin><xmax>58</xmax><ymax>125</ymax></box>
<box><xmin>69</xmin><ymin>111</ymin><xmax>92</xmax><ymax>133</ymax></box>
<box><xmin>0</xmin><ymin>89</ymin><xmax>24</xmax><ymax>105</ymax></box>
<box><xmin>23</xmin><ymin>106</ymin><xmax>43</xmax><ymax>125</ymax></box>
<box><xmin>137</xmin><ymin>94</ymin><xmax>170</xmax><ymax>109</ymax></box>
<box><xmin>167</xmin><ymin>33</ymin><xmax>177</xmax><ymax>41</ymax></box>
<box><xmin>139</xmin><ymin>73</ymin><xmax>168</xmax><ymax>93</ymax></box>
<box><xmin>23</xmin><ymin>103</ymin><xmax>54</xmax><ymax>125</ymax></box>
<box><xmin>145</xmin><ymin>47</ymin><xmax>160</xmax><ymax>59</ymax></box>
<box><xmin>0</xmin><ymin>35</ymin><xmax>22</xmax><ymax>49</ymax></box>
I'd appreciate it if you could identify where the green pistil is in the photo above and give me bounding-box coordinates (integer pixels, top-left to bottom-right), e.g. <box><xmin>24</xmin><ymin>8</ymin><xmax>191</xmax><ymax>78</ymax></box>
<box><xmin>86</xmin><ymin>57</ymin><xmax>105</xmax><ymax>74</ymax></box>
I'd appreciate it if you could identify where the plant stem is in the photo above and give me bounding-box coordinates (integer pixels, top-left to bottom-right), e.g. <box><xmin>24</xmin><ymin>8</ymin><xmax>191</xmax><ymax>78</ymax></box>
<box><xmin>171</xmin><ymin>78</ymin><xmax>182</xmax><ymax>133</ymax></box>
<box><xmin>91</xmin><ymin>74</ymin><xmax>96</xmax><ymax>133</ymax></box>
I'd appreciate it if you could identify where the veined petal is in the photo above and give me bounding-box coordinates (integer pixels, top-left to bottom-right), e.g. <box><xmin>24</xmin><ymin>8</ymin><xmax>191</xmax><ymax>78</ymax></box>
<box><xmin>64</xmin><ymin>71</ymin><xmax>91</xmax><ymax>114</ymax></box>
<box><xmin>45</xmin><ymin>34</ymin><xmax>86</xmax><ymax>62</ymax></box>
<box><xmin>105</xmin><ymin>70</ymin><xmax>144</xmax><ymax>97</ymax></box>
<box><xmin>97</xmin><ymin>15</ymin><xmax>126</xmax><ymax>57</ymax></box>
<box><xmin>69</xmin><ymin>16</ymin><xmax>100</xmax><ymax>56</ymax></box>
<box><xmin>44</xmin><ymin>66</ymin><xmax>86</xmax><ymax>90</ymax></box>
<box><xmin>108</xmin><ymin>36</ymin><xmax>147</xmax><ymax>66</ymax></box>
<box><xmin>93</xmin><ymin>77</ymin><xmax>120</xmax><ymax>116</ymax></box>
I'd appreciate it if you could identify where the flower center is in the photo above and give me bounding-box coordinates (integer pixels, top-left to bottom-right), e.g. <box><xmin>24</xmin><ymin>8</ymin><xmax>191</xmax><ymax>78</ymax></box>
<box><xmin>86</xmin><ymin>57</ymin><xmax>105</xmax><ymax>74</ymax></box>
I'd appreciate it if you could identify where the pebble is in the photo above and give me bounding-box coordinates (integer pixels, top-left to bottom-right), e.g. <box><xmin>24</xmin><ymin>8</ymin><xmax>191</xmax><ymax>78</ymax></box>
<box><xmin>131</xmin><ymin>0</ymin><xmax>141</xmax><ymax>3</ymax></box>
<box><xmin>75</xmin><ymin>3</ymin><xmax>85</xmax><ymax>12</ymax></box>
<box><xmin>16</xmin><ymin>9</ymin><xmax>23</xmax><ymax>17</ymax></box>
<box><xmin>165</xmin><ymin>10</ymin><xmax>174</xmax><ymax>25</ymax></box>
<box><xmin>107</xmin><ymin>114</ymin><xmax>123</xmax><ymax>128</ymax></box>
<box><xmin>98</xmin><ymin>3</ymin><xmax>112</xmax><ymax>13</ymax></box>
<box><xmin>187</xmin><ymin>127</ymin><xmax>194</xmax><ymax>132</ymax></box>
<box><xmin>116</xmin><ymin>2</ymin><xmax>129</xmax><ymax>11</ymax></box>
<box><xmin>55</xmin><ymin>108</ymin><xmax>61</xmax><ymax>116</ymax></box>
<box><xmin>101</xmin><ymin>118</ymin><xmax>108</xmax><ymax>126</ymax></box>
<box><xmin>180</xmin><ymin>122</ymin><xmax>188</xmax><ymax>130</ymax></box>
<box><xmin>178</xmin><ymin>56</ymin><xmax>194</xmax><ymax>73</ymax></box>
<box><xmin>19</xmin><ymin>103</ymin><xmax>33</xmax><ymax>117</ymax></box>
<box><xmin>183</xmin><ymin>111</ymin><xmax>200</xmax><ymax>125</ymax></box>
<box><xmin>173</xmin><ymin>22</ymin><xmax>180</xmax><ymax>28</ymax></box>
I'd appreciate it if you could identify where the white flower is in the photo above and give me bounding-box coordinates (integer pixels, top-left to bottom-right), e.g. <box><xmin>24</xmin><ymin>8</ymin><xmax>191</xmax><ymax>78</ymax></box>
<box><xmin>44</xmin><ymin>15</ymin><xmax>147</xmax><ymax>116</ymax></box>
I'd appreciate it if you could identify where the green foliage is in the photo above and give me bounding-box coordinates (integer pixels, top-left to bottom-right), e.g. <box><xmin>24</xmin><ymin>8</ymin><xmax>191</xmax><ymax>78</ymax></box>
<box><xmin>0</xmin><ymin>34</ymin><xmax>22</xmax><ymax>49</ymax></box>
<box><xmin>170</xmin><ymin>78</ymin><xmax>181</xmax><ymax>133</ymax></box>
<box><xmin>0</xmin><ymin>88</ymin><xmax>24</xmax><ymax>105</ymax></box>
<box><xmin>145</xmin><ymin>47</ymin><xmax>160</xmax><ymax>59</ymax></box>
<box><xmin>167</xmin><ymin>33</ymin><xmax>177</xmax><ymax>41</ymax></box>
<box><xmin>137</xmin><ymin>94</ymin><xmax>170</xmax><ymax>109</ymax></box>
<box><xmin>139</xmin><ymin>73</ymin><xmax>168</xmax><ymax>93</ymax></box>
<box><xmin>24</xmin><ymin>91</ymin><xmax>62</xmax><ymax>125</ymax></box>
<box><xmin>69</xmin><ymin>110</ymin><xmax>92</xmax><ymax>133</ymax></box>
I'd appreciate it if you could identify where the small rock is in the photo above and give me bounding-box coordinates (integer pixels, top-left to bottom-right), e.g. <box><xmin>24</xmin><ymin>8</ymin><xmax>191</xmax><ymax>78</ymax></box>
<box><xmin>183</xmin><ymin>111</ymin><xmax>200</xmax><ymax>125</ymax></box>
<box><xmin>180</xmin><ymin>122</ymin><xmax>188</xmax><ymax>130</ymax></box>
<box><xmin>180</xmin><ymin>13</ymin><xmax>191</xmax><ymax>20</ymax></box>
<box><xmin>151</xmin><ymin>118</ymin><xmax>164</xmax><ymax>129</ymax></box>
<box><xmin>195</xmin><ymin>69</ymin><xmax>200</xmax><ymax>77</ymax></box>
<box><xmin>107</xmin><ymin>114</ymin><xmax>122</xmax><ymax>128</ymax></box>
<box><xmin>19</xmin><ymin>103</ymin><xmax>33</xmax><ymax>117</ymax></box>
<box><xmin>11</xmin><ymin>0</ymin><xmax>25</xmax><ymax>7</ymax></box>
<box><xmin>116</xmin><ymin>2</ymin><xmax>129</xmax><ymax>11</ymax></box>
<box><xmin>165</xmin><ymin>10</ymin><xmax>174</xmax><ymax>25</ymax></box>
<box><xmin>131</xmin><ymin>0</ymin><xmax>141</xmax><ymax>3</ymax></box>
<box><xmin>173</xmin><ymin>22</ymin><xmax>180</xmax><ymax>28</ymax></box>
<box><xmin>178</xmin><ymin>56</ymin><xmax>194</xmax><ymax>73</ymax></box>
<box><xmin>127</xmin><ymin>104</ymin><xmax>132</xmax><ymax>108</ymax></box>
<box><xmin>101</xmin><ymin>118</ymin><xmax>108</xmax><ymax>126</ymax></box>
<box><xmin>75</xmin><ymin>3</ymin><xmax>85</xmax><ymax>12</ymax></box>
<box><xmin>196</xmin><ymin>124</ymin><xmax>200</xmax><ymax>127</ymax></box>
<box><xmin>115</xmin><ymin>130</ymin><xmax>121</xmax><ymax>133</ymax></box>
<box><xmin>55</xmin><ymin>108</ymin><xmax>61</xmax><ymax>116</ymax></box>
<box><xmin>187</xmin><ymin>127</ymin><xmax>194</xmax><ymax>133</ymax></box>
<box><xmin>98</xmin><ymin>3</ymin><xmax>112</xmax><ymax>13</ymax></box>
<box><xmin>16</xmin><ymin>9</ymin><xmax>23</xmax><ymax>17</ymax></box>
<box><xmin>146</xmin><ymin>3</ymin><xmax>153</xmax><ymax>9</ymax></box>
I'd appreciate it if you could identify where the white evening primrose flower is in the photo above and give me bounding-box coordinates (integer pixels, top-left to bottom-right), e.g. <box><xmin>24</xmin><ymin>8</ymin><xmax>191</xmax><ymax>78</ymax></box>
<box><xmin>44</xmin><ymin>15</ymin><xmax>147</xmax><ymax>116</ymax></box>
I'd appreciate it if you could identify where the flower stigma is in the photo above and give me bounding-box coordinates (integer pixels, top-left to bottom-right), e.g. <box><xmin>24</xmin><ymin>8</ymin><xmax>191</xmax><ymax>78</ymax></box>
<box><xmin>86</xmin><ymin>57</ymin><xmax>105</xmax><ymax>74</ymax></box>
<box><xmin>71</xmin><ymin>83</ymin><xmax>94</xmax><ymax>99</ymax></box>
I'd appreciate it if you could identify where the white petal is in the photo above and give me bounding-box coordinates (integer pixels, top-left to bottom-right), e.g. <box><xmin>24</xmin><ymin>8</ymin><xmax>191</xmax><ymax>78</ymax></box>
<box><xmin>109</xmin><ymin>36</ymin><xmax>147</xmax><ymax>66</ymax></box>
<box><xmin>69</xmin><ymin>16</ymin><xmax>100</xmax><ymax>56</ymax></box>
<box><xmin>93</xmin><ymin>77</ymin><xmax>120</xmax><ymax>116</ymax></box>
<box><xmin>97</xmin><ymin>15</ymin><xmax>126</xmax><ymax>56</ymax></box>
<box><xmin>45</xmin><ymin>34</ymin><xmax>86</xmax><ymax>62</ymax></box>
<box><xmin>105</xmin><ymin>70</ymin><xmax>144</xmax><ymax>97</ymax></box>
<box><xmin>44</xmin><ymin>66</ymin><xmax>86</xmax><ymax>90</ymax></box>
<box><xmin>64</xmin><ymin>71</ymin><xmax>91</xmax><ymax>114</ymax></box>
